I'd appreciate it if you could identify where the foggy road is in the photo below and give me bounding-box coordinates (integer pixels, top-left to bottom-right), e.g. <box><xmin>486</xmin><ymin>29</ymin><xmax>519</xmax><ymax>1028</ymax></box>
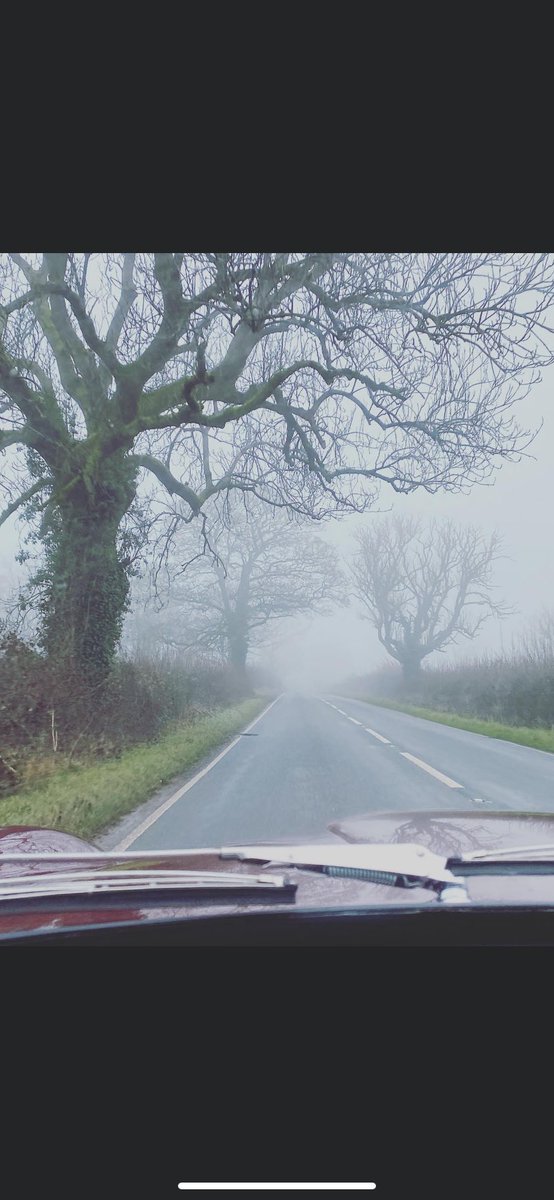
<box><xmin>99</xmin><ymin>693</ymin><xmax>554</xmax><ymax>852</ymax></box>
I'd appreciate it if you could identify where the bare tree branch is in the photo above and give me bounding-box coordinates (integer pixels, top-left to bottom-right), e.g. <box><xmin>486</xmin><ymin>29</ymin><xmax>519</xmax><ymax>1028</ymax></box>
<box><xmin>106</xmin><ymin>253</ymin><xmax>136</xmax><ymax>351</ymax></box>
<box><xmin>131</xmin><ymin>453</ymin><xmax>201</xmax><ymax>514</ymax></box>
<box><xmin>0</xmin><ymin>478</ymin><xmax>51</xmax><ymax>528</ymax></box>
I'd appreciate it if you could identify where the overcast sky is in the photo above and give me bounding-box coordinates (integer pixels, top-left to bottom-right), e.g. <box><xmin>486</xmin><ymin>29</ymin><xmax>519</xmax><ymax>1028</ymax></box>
<box><xmin>1</xmin><ymin>344</ymin><xmax>553</xmax><ymax>692</ymax></box>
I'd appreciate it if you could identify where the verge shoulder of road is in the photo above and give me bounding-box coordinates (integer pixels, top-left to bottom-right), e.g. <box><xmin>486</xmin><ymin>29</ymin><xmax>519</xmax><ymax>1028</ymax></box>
<box><xmin>342</xmin><ymin>695</ymin><xmax>554</xmax><ymax>754</ymax></box>
<box><xmin>0</xmin><ymin>696</ymin><xmax>270</xmax><ymax>842</ymax></box>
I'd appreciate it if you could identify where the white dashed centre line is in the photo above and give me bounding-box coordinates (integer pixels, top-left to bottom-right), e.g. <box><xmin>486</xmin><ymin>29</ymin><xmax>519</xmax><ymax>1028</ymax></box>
<box><xmin>321</xmin><ymin>698</ymin><xmax>392</xmax><ymax>743</ymax></box>
<box><xmin>400</xmin><ymin>752</ymin><xmax>463</xmax><ymax>789</ymax></box>
<box><xmin>322</xmin><ymin>697</ymin><xmax>465</xmax><ymax>792</ymax></box>
<box><xmin>364</xmin><ymin>727</ymin><xmax>392</xmax><ymax>744</ymax></box>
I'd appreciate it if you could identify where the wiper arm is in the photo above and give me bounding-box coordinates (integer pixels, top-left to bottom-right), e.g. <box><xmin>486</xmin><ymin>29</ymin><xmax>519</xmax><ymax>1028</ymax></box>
<box><xmin>0</xmin><ymin>868</ymin><xmax>296</xmax><ymax>902</ymax></box>
<box><xmin>221</xmin><ymin>842</ymin><xmax>469</xmax><ymax>903</ymax></box>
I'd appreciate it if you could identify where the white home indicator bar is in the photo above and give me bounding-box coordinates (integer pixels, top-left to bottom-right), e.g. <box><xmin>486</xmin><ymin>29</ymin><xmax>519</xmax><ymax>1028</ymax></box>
<box><xmin>178</xmin><ymin>1186</ymin><xmax>376</xmax><ymax>1191</ymax></box>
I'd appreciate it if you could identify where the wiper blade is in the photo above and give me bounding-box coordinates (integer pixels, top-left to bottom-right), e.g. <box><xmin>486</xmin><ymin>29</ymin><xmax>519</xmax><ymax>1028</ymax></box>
<box><xmin>452</xmin><ymin>843</ymin><xmax>554</xmax><ymax>862</ymax></box>
<box><xmin>0</xmin><ymin>868</ymin><xmax>296</xmax><ymax>902</ymax></box>
<box><xmin>448</xmin><ymin>843</ymin><xmax>554</xmax><ymax>874</ymax></box>
<box><xmin>221</xmin><ymin>842</ymin><xmax>469</xmax><ymax>903</ymax></box>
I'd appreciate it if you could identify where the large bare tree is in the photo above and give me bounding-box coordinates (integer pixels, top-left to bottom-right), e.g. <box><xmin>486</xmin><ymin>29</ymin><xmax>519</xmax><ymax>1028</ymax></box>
<box><xmin>351</xmin><ymin>516</ymin><xmax>508</xmax><ymax>684</ymax></box>
<box><xmin>128</xmin><ymin>497</ymin><xmax>344</xmax><ymax>675</ymax></box>
<box><xmin>1</xmin><ymin>252</ymin><xmax>553</xmax><ymax>677</ymax></box>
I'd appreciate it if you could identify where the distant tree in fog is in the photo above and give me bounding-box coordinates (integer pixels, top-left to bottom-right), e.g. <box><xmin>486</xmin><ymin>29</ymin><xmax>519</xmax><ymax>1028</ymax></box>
<box><xmin>350</xmin><ymin>516</ymin><xmax>508</xmax><ymax>685</ymax></box>
<box><xmin>128</xmin><ymin>497</ymin><xmax>344</xmax><ymax>676</ymax></box>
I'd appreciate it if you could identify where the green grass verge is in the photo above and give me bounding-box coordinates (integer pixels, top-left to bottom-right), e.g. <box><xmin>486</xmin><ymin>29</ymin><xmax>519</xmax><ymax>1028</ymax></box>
<box><xmin>349</xmin><ymin>696</ymin><xmax>554</xmax><ymax>753</ymax></box>
<box><xmin>0</xmin><ymin>697</ymin><xmax>267</xmax><ymax>841</ymax></box>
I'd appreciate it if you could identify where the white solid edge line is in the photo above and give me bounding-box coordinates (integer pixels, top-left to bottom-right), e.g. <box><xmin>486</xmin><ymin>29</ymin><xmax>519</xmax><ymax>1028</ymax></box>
<box><xmin>178</xmin><ymin>1187</ymin><xmax>377</xmax><ymax>1192</ymax></box>
<box><xmin>113</xmin><ymin>694</ymin><xmax>284</xmax><ymax>851</ymax></box>
<box><xmin>364</xmin><ymin>727</ymin><xmax>391</xmax><ymax>744</ymax></box>
<box><xmin>400</xmin><ymin>751</ymin><xmax>463</xmax><ymax>789</ymax></box>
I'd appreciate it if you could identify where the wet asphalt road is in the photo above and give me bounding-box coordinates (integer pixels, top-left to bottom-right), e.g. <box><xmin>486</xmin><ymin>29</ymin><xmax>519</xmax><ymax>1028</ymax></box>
<box><xmin>99</xmin><ymin>693</ymin><xmax>554</xmax><ymax>852</ymax></box>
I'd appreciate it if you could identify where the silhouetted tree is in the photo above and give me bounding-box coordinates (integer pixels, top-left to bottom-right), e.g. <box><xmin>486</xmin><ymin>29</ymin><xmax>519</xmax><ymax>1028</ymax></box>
<box><xmin>351</xmin><ymin>516</ymin><xmax>508</xmax><ymax>685</ymax></box>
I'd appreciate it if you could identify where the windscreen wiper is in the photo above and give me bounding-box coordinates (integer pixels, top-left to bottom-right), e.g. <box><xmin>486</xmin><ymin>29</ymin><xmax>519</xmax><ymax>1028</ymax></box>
<box><xmin>448</xmin><ymin>844</ymin><xmax>554</xmax><ymax>875</ymax></box>
<box><xmin>0</xmin><ymin>868</ymin><xmax>296</xmax><ymax>902</ymax></box>
<box><xmin>221</xmin><ymin>842</ymin><xmax>470</xmax><ymax>903</ymax></box>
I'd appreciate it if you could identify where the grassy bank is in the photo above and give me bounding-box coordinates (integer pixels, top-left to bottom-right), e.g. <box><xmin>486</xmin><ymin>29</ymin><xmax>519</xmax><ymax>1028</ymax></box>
<box><xmin>349</xmin><ymin>696</ymin><xmax>554</xmax><ymax>753</ymax></box>
<box><xmin>0</xmin><ymin>696</ymin><xmax>267</xmax><ymax>840</ymax></box>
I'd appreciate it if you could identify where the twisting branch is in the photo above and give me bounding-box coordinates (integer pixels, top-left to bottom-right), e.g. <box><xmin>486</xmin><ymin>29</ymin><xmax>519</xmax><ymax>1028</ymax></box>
<box><xmin>106</xmin><ymin>253</ymin><xmax>136</xmax><ymax>351</ymax></box>
<box><xmin>131</xmin><ymin>454</ymin><xmax>202</xmax><ymax>514</ymax></box>
<box><xmin>0</xmin><ymin>478</ymin><xmax>52</xmax><ymax>528</ymax></box>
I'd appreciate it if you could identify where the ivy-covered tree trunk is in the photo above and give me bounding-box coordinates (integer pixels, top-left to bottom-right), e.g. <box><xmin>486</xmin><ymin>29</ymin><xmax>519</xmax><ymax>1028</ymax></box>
<box><xmin>35</xmin><ymin>459</ymin><xmax>137</xmax><ymax>682</ymax></box>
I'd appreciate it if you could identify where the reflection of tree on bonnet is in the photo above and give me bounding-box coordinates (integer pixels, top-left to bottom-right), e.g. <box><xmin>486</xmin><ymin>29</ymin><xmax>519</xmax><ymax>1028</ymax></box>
<box><xmin>389</xmin><ymin>817</ymin><xmax>490</xmax><ymax>856</ymax></box>
<box><xmin>388</xmin><ymin>815</ymin><xmax>554</xmax><ymax>857</ymax></box>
